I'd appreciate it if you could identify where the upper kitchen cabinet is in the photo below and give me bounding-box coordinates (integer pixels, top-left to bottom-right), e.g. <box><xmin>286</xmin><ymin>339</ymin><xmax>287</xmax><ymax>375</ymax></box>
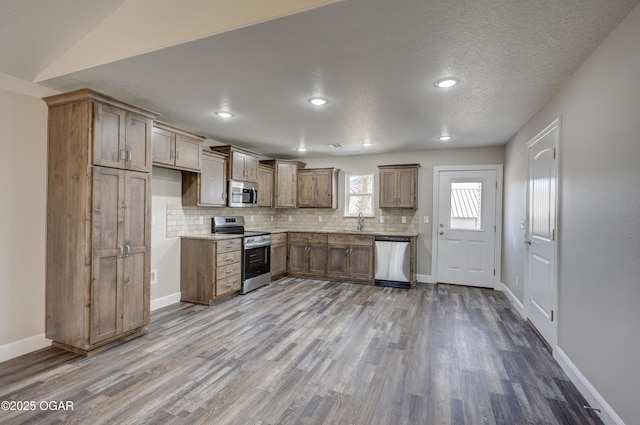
<box><xmin>182</xmin><ymin>151</ymin><xmax>227</xmax><ymax>207</ymax></box>
<box><xmin>297</xmin><ymin>168</ymin><xmax>339</xmax><ymax>208</ymax></box>
<box><xmin>69</xmin><ymin>92</ymin><xmax>155</xmax><ymax>172</ymax></box>
<box><xmin>257</xmin><ymin>163</ymin><xmax>274</xmax><ymax>207</ymax></box>
<box><xmin>152</xmin><ymin>122</ymin><xmax>204</xmax><ymax>172</ymax></box>
<box><xmin>260</xmin><ymin>160</ymin><xmax>306</xmax><ymax>208</ymax></box>
<box><xmin>378</xmin><ymin>164</ymin><xmax>420</xmax><ymax>209</ymax></box>
<box><xmin>210</xmin><ymin>145</ymin><xmax>260</xmax><ymax>183</ymax></box>
<box><xmin>43</xmin><ymin>89</ymin><xmax>157</xmax><ymax>354</ymax></box>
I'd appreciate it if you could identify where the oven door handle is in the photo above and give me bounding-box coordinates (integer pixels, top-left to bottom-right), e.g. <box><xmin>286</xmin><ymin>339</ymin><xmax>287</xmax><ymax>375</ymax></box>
<box><xmin>245</xmin><ymin>241</ymin><xmax>271</xmax><ymax>249</ymax></box>
<box><xmin>253</xmin><ymin>188</ymin><xmax>258</xmax><ymax>206</ymax></box>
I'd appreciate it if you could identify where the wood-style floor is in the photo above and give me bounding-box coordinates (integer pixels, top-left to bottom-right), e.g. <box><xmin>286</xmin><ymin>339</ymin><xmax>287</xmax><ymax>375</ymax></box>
<box><xmin>0</xmin><ymin>278</ymin><xmax>602</xmax><ymax>425</ymax></box>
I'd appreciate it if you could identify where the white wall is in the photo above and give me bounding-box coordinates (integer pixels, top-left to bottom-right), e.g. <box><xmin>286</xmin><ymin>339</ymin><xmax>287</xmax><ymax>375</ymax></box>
<box><xmin>150</xmin><ymin>167</ymin><xmax>183</xmax><ymax>305</ymax></box>
<box><xmin>0</xmin><ymin>79</ymin><xmax>56</xmax><ymax>360</ymax></box>
<box><xmin>502</xmin><ymin>3</ymin><xmax>640</xmax><ymax>423</ymax></box>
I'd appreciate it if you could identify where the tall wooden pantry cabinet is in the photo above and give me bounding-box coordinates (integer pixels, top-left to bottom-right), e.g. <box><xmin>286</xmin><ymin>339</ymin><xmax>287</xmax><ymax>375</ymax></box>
<box><xmin>44</xmin><ymin>89</ymin><xmax>157</xmax><ymax>355</ymax></box>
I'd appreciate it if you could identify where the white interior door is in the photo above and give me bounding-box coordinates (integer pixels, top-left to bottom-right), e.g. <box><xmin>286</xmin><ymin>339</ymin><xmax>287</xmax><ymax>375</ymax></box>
<box><xmin>526</xmin><ymin>120</ymin><xmax>558</xmax><ymax>348</ymax></box>
<box><xmin>435</xmin><ymin>169</ymin><xmax>498</xmax><ymax>288</ymax></box>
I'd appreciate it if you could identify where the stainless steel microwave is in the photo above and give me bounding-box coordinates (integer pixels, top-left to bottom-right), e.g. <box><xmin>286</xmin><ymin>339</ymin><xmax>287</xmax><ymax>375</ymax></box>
<box><xmin>228</xmin><ymin>180</ymin><xmax>258</xmax><ymax>207</ymax></box>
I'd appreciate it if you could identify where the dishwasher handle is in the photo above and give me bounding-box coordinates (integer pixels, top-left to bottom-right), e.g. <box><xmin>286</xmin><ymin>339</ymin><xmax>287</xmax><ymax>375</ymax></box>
<box><xmin>374</xmin><ymin>235</ymin><xmax>411</xmax><ymax>243</ymax></box>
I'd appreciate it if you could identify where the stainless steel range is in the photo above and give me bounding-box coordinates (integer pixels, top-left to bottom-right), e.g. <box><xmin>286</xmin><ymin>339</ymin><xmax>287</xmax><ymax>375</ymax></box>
<box><xmin>211</xmin><ymin>216</ymin><xmax>271</xmax><ymax>294</ymax></box>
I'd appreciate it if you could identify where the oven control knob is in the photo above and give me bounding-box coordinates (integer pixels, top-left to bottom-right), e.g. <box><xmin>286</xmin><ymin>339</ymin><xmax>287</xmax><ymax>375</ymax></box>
<box><xmin>246</xmin><ymin>237</ymin><xmax>254</xmax><ymax>244</ymax></box>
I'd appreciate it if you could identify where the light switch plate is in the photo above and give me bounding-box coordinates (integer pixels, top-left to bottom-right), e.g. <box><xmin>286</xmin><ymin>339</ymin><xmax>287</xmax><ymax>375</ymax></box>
<box><xmin>423</xmin><ymin>216</ymin><xmax>429</xmax><ymax>224</ymax></box>
<box><xmin>318</xmin><ymin>216</ymin><xmax>323</xmax><ymax>222</ymax></box>
<box><xmin>198</xmin><ymin>216</ymin><xmax>204</xmax><ymax>225</ymax></box>
<box><xmin>402</xmin><ymin>216</ymin><xmax>407</xmax><ymax>224</ymax></box>
<box><xmin>380</xmin><ymin>216</ymin><xmax>385</xmax><ymax>223</ymax></box>
<box><xmin>151</xmin><ymin>216</ymin><xmax>156</xmax><ymax>226</ymax></box>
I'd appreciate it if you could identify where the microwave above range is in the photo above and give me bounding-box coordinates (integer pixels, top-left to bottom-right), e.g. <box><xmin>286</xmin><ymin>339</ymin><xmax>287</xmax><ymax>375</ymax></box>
<box><xmin>228</xmin><ymin>180</ymin><xmax>258</xmax><ymax>207</ymax></box>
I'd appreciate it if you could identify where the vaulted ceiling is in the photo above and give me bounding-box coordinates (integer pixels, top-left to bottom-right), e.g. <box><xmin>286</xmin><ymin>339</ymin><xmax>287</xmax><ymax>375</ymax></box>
<box><xmin>2</xmin><ymin>0</ymin><xmax>638</xmax><ymax>157</ymax></box>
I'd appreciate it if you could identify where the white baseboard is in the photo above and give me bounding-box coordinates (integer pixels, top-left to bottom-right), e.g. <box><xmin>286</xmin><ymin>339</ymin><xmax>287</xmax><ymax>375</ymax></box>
<box><xmin>500</xmin><ymin>282</ymin><xmax>526</xmax><ymax>320</ymax></box>
<box><xmin>0</xmin><ymin>334</ymin><xmax>50</xmax><ymax>363</ymax></box>
<box><xmin>555</xmin><ymin>347</ymin><xmax>625</xmax><ymax>425</ymax></box>
<box><xmin>150</xmin><ymin>292</ymin><xmax>181</xmax><ymax>311</ymax></box>
<box><xmin>415</xmin><ymin>274</ymin><xmax>435</xmax><ymax>284</ymax></box>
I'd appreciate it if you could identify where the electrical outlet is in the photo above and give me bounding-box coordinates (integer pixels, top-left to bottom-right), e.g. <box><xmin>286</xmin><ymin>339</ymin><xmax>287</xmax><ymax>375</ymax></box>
<box><xmin>151</xmin><ymin>216</ymin><xmax>156</xmax><ymax>226</ymax></box>
<box><xmin>250</xmin><ymin>215</ymin><xmax>254</xmax><ymax>222</ymax></box>
<box><xmin>380</xmin><ymin>216</ymin><xmax>385</xmax><ymax>223</ymax></box>
<box><xmin>318</xmin><ymin>215</ymin><xmax>323</xmax><ymax>222</ymax></box>
<box><xmin>271</xmin><ymin>215</ymin><xmax>274</xmax><ymax>222</ymax></box>
<box><xmin>402</xmin><ymin>216</ymin><xmax>407</xmax><ymax>224</ymax></box>
<box><xmin>423</xmin><ymin>216</ymin><xmax>429</xmax><ymax>224</ymax></box>
<box><xmin>150</xmin><ymin>269</ymin><xmax>158</xmax><ymax>285</ymax></box>
<box><xmin>198</xmin><ymin>216</ymin><xmax>204</xmax><ymax>225</ymax></box>
<box><xmin>288</xmin><ymin>215</ymin><xmax>293</xmax><ymax>222</ymax></box>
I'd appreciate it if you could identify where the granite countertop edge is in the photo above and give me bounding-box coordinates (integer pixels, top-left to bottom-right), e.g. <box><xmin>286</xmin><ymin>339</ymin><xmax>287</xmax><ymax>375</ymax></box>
<box><xmin>181</xmin><ymin>229</ymin><xmax>419</xmax><ymax>240</ymax></box>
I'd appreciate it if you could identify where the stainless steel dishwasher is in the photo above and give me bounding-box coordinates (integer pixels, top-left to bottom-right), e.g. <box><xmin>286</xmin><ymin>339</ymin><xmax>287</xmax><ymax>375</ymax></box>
<box><xmin>374</xmin><ymin>236</ymin><xmax>411</xmax><ymax>288</ymax></box>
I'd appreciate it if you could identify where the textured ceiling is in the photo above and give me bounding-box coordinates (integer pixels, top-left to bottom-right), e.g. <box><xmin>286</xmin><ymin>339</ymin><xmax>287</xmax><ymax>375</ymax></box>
<box><xmin>4</xmin><ymin>0</ymin><xmax>639</xmax><ymax>158</ymax></box>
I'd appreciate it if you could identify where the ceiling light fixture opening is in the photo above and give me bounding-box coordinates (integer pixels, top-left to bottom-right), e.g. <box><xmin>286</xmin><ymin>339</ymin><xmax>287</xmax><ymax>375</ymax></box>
<box><xmin>435</xmin><ymin>78</ymin><xmax>458</xmax><ymax>88</ymax></box>
<box><xmin>297</xmin><ymin>147</ymin><xmax>307</xmax><ymax>152</ymax></box>
<box><xmin>308</xmin><ymin>97</ymin><xmax>329</xmax><ymax>106</ymax></box>
<box><xmin>215</xmin><ymin>111</ymin><xmax>234</xmax><ymax>118</ymax></box>
<box><xmin>439</xmin><ymin>135</ymin><xmax>452</xmax><ymax>141</ymax></box>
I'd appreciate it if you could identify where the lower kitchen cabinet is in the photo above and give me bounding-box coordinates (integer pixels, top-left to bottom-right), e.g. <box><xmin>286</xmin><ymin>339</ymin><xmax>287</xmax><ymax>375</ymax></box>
<box><xmin>270</xmin><ymin>232</ymin><xmax>288</xmax><ymax>281</ymax></box>
<box><xmin>288</xmin><ymin>232</ymin><xmax>327</xmax><ymax>277</ymax></box>
<box><xmin>326</xmin><ymin>234</ymin><xmax>374</xmax><ymax>282</ymax></box>
<box><xmin>180</xmin><ymin>237</ymin><xmax>242</xmax><ymax>304</ymax></box>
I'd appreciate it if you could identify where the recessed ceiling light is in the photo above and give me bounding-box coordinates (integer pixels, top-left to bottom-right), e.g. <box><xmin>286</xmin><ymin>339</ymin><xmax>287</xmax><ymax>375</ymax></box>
<box><xmin>297</xmin><ymin>147</ymin><xmax>307</xmax><ymax>152</ymax></box>
<box><xmin>215</xmin><ymin>111</ymin><xmax>234</xmax><ymax>118</ymax></box>
<box><xmin>308</xmin><ymin>97</ymin><xmax>329</xmax><ymax>106</ymax></box>
<box><xmin>362</xmin><ymin>142</ymin><xmax>373</xmax><ymax>147</ymax></box>
<box><xmin>439</xmin><ymin>135</ymin><xmax>452</xmax><ymax>141</ymax></box>
<box><xmin>435</xmin><ymin>78</ymin><xmax>458</xmax><ymax>88</ymax></box>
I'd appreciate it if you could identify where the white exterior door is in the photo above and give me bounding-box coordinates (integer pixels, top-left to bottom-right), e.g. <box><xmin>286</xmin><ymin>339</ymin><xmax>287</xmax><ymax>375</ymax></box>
<box><xmin>435</xmin><ymin>168</ymin><xmax>499</xmax><ymax>288</ymax></box>
<box><xmin>526</xmin><ymin>120</ymin><xmax>559</xmax><ymax>348</ymax></box>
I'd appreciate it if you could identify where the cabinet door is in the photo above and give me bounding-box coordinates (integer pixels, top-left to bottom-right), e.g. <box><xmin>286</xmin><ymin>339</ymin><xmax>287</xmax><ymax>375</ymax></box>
<box><xmin>378</xmin><ymin>168</ymin><xmax>397</xmax><ymax>208</ymax></box>
<box><xmin>151</xmin><ymin>127</ymin><xmax>175</xmax><ymax>166</ymax></box>
<box><xmin>271</xmin><ymin>243</ymin><xmax>287</xmax><ymax>278</ymax></box>
<box><xmin>296</xmin><ymin>171</ymin><xmax>315</xmax><ymax>207</ymax></box>
<box><xmin>244</xmin><ymin>154</ymin><xmax>259</xmax><ymax>183</ymax></box>
<box><xmin>257</xmin><ymin>165</ymin><xmax>274</xmax><ymax>207</ymax></box>
<box><xmin>288</xmin><ymin>243</ymin><xmax>309</xmax><ymax>274</ymax></box>
<box><xmin>125</xmin><ymin>112</ymin><xmax>152</xmax><ymax>172</ymax></box>
<box><xmin>200</xmin><ymin>154</ymin><xmax>227</xmax><ymax>206</ymax></box>
<box><xmin>308</xmin><ymin>243</ymin><xmax>327</xmax><ymax>277</ymax></box>
<box><xmin>326</xmin><ymin>244</ymin><xmax>349</xmax><ymax>278</ymax></box>
<box><xmin>231</xmin><ymin>151</ymin><xmax>246</xmax><ymax>181</ymax></box>
<box><xmin>93</xmin><ymin>102</ymin><xmax>126</xmax><ymax>169</ymax></box>
<box><xmin>175</xmin><ymin>135</ymin><xmax>202</xmax><ymax>171</ymax></box>
<box><xmin>91</xmin><ymin>167</ymin><xmax>125</xmax><ymax>345</ymax></box>
<box><xmin>276</xmin><ymin>162</ymin><xmax>298</xmax><ymax>208</ymax></box>
<box><xmin>396</xmin><ymin>168</ymin><xmax>417</xmax><ymax>208</ymax></box>
<box><xmin>123</xmin><ymin>171</ymin><xmax>150</xmax><ymax>331</ymax></box>
<box><xmin>349</xmin><ymin>245</ymin><xmax>374</xmax><ymax>280</ymax></box>
<box><xmin>313</xmin><ymin>170</ymin><xmax>334</xmax><ymax>208</ymax></box>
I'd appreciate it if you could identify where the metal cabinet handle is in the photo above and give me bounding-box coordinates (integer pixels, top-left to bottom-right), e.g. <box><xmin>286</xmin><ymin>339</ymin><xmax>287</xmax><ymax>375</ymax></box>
<box><xmin>169</xmin><ymin>150</ymin><xmax>174</xmax><ymax>160</ymax></box>
<box><xmin>120</xmin><ymin>149</ymin><xmax>126</xmax><ymax>161</ymax></box>
<box><xmin>124</xmin><ymin>244</ymin><xmax>131</xmax><ymax>258</ymax></box>
<box><xmin>118</xmin><ymin>246</ymin><xmax>124</xmax><ymax>258</ymax></box>
<box><xmin>126</xmin><ymin>149</ymin><xmax>132</xmax><ymax>162</ymax></box>
<box><xmin>176</xmin><ymin>149</ymin><xmax>180</xmax><ymax>160</ymax></box>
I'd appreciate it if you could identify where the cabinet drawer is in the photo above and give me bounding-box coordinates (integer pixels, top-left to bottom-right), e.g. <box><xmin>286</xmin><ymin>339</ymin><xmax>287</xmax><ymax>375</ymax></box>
<box><xmin>217</xmin><ymin>263</ymin><xmax>241</xmax><ymax>280</ymax></box>
<box><xmin>216</xmin><ymin>250</ymin><xmax>241</xmax><ymax>266</ymax></box>
<box><xmin>216</xmin><ymin>275</ymin><xmax>241</xmax><ymax>296</ymax></box>
<box><xmin>289</xmin><ymin>232</ymin><xmax>327</xmax><ymax>244</ymax></box>
<box><xmin>271</xmin><ymin>232</ymin><xmax>288</xmax><ymax>244</ymax></box>
<box><xmin>216</xmin><ymin>238</ymin><xmax>242</xmax><ymax>254</ymax></box>
<box><xmin>328</xmin><ymin>234</ymin><xmax>373</xmax><ymax>245</ymax></box>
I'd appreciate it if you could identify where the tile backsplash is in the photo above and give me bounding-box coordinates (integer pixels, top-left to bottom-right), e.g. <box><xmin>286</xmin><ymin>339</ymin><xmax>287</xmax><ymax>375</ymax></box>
<box><xmin>165</xmin><ymin>204</ymin><xmax>418</xmax><ymax>237</ymax></box>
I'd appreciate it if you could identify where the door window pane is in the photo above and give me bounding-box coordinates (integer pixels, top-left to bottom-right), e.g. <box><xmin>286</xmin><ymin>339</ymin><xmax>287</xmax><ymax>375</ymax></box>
<box><xmin>450</xmin><ymin>181</ymin><xmax>482</xmax><ymax>230</ymax></box>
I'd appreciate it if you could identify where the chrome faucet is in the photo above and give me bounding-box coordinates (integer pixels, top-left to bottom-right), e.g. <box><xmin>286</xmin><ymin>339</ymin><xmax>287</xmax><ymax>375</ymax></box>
<box><xmin>357</xmin><ymin>212</ymin><xmax>365</xmax><ymax>232</ymax></box>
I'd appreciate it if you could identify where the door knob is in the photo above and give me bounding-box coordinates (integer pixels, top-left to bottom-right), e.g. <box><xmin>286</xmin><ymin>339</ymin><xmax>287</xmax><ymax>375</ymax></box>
<box><xmin>439</xmin><ymin>231</ymin><xmax>445</xmax><ymax>236</ymax></box>
<box><xmin>524</xmin><ymin>240</ymin><xmax>532</xmax><ymax>245</ymax></box>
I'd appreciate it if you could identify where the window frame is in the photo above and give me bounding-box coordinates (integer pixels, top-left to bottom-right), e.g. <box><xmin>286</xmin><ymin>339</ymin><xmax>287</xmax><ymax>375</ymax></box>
<box><xmin>344</xmin><ymin>171</ymin><xmax>375</xmax><ymax>217</ymax></box>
